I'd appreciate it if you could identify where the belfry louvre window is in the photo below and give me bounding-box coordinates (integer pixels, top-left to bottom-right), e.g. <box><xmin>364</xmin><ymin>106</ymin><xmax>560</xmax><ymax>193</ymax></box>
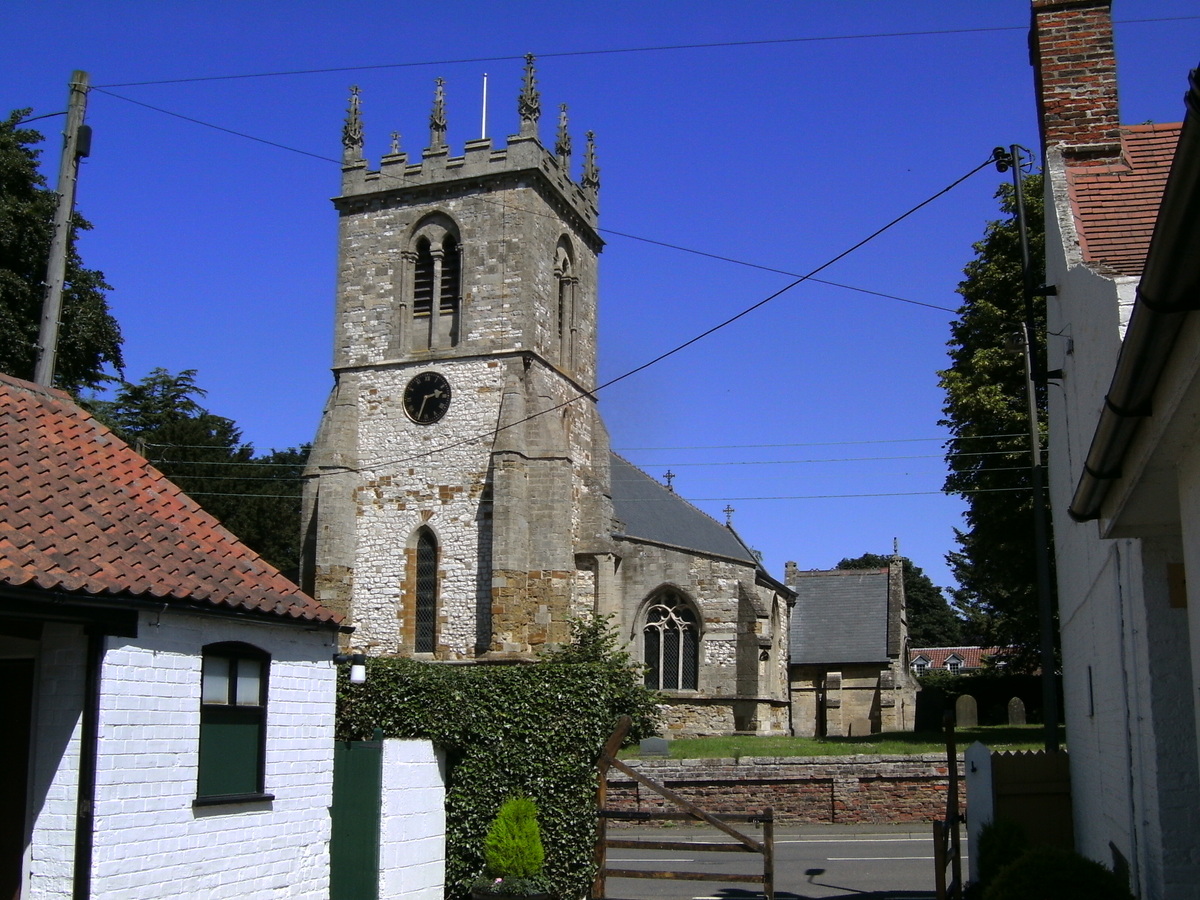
<box><xmin>197</xmin><ymin>642</ymin><xmax>271</xmax><ymax>803</ymax></box>
<box><xmin>643</xmin><ymin>592</ymin><xmax>699</xmax><ymax>690</ymax></box>
<box><xmin>413</xmin><ymin>238</ymin><xmax>435</xmax><ymax>320</ymax></box>
<box><xmin>410</xmin><ymin>230</ymin><xmax>461</xmax><ymax>350</ymax></box>
<box><xmin>415</xmin><ymin>528</ymin><xmax>438</xmax><ymax>653</ymax></box>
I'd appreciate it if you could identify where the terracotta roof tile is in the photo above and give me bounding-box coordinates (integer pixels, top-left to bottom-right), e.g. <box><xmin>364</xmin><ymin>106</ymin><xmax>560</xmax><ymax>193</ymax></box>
<box><xmin>0</xmin><ymin>372</ymin><xmax>342</xmax><ymax>626</ymax></box>
<box><xmin>1067</xmin><ymin>122</ymin><xmax>1182</xmax><ymax>277</ymax></box>
<box><xmin>909</xmin><ymin>646</ymin><xmax>1009</xmax><ymax>670</ymax></box>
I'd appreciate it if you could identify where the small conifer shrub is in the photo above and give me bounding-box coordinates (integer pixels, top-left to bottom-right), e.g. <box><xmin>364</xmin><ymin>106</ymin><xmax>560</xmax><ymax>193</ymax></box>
<box><xmin>475</xmin><ymin>797</ymin><xmax>550</xmax><ymax>896</ymax></box>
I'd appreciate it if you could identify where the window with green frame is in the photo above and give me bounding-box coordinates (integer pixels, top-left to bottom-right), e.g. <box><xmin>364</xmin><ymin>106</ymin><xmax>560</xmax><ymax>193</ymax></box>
<box><xmin>196</xmin><ymin>642</ymin><xmax>272</xmax><ymax>804</ymax></box>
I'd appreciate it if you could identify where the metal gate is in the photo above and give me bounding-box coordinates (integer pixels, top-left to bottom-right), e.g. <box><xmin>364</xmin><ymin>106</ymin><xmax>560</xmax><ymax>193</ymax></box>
<box><xmin>330</xmin><ymin>733</ymin><xmax>383</xmax><ymax>900</ymax></box>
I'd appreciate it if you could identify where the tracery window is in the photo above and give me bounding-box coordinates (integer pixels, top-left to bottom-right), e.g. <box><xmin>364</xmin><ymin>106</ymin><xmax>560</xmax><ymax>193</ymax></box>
<box><xmin>643</xmin><ymin>591</ymin><xmax>699</xmax><ymax>691</ymax></box>
<box><xmin>415</xmin><ymin>527</ymin><xmax>438</xmax><ymax>653</ymax></box>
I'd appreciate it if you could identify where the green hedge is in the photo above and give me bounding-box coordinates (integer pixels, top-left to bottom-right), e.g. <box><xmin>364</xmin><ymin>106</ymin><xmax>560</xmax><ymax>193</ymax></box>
<box><xmin>336</xmin><ymin>620</ymin><xmax>660</xmax><ymax>900</ymax></box>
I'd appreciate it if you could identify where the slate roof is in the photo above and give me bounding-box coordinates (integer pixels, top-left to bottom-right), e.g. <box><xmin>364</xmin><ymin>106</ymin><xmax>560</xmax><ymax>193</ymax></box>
<box><xmin>1068</xmin><ymin>123</ymin><xmax>1181</xmax><ymax>277</ymax></box>
<box><xmin>609</xmin><ymin>453</ymin><xmax>757</xmax><ymax>564</ymax></box>
<box><xmin>788</xmin><ymin>569</ymin><xmax>889</xmax><ymax>665</ymax></box>
<box><xmin>0</xmin><ymin>373</ymin><xmax>342</xmax><ymax>626</ymax></box>
<box><xmin>909</xmin><ymin>647</ymin><xmax>1006</xmax><ymax>671</ymax></box>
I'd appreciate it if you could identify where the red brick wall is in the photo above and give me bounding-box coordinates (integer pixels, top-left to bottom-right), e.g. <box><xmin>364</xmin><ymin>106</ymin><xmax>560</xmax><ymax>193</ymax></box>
<box><xmin>607</xmin><ymin>755</ymin><xmax>965</xmax><ymax>825</ymax></box>
<box><xmin>1030</xmin><ymin>0</ymin><xmax>1122</xmax><ymax>159</ymax></box>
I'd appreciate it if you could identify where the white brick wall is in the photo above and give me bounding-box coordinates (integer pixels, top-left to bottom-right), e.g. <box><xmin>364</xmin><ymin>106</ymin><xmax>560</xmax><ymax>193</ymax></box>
<box><xmin>379</xmin><ymin>739</ymin><xmax>446</xmax><ymax>900</ymax></box>
<box><xmin>28</xmin><ymin>609</ymin><xmax>338</xmax><ymax>900</ymax></box>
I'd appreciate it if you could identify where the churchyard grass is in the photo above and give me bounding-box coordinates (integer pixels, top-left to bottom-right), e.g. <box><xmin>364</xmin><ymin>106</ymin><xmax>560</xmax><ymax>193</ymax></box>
<box><xmin>623</xmin><ymin>724</ymin><xmax>1064</xmax><ymax>759</ymax></box>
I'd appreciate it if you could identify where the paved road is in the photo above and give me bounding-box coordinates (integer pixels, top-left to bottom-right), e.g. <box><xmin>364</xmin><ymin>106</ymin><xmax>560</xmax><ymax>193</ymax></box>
<box><xmin>599</xmin><ymin>823</ymin><xmax>960</xmax><ymax>900</ymax></box>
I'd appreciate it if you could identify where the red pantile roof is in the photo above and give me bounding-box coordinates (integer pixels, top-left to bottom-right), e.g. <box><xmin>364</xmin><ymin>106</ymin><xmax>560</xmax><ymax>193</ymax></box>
<box><xmin>909</xmin><ymin>647</ymin><xmax>1008</xmax><ymax>670</ymax></box>
<box><xmin>1068</xmin><ymin>123</ymin><xmax>1181</xmax><ymax>277</ymax></box>
<box><xmin>0</xmin><ymin>373</ymin><xmax>342</xmax><ymax>626</ymax></box>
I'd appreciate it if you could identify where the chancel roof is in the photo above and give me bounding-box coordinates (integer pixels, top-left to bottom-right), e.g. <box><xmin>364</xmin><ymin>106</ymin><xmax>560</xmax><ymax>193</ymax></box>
<box><xmin>788</xmin><ymin>569</ymin><xmax>889</xmax><ymax>665</ymax></box>
<box><xmin>0</xmin><ymin>373</ymin><xmax>341</xmax><ymax>626</ymax></box>
<box><xmin>609</xmin><ymin>453</ymin><xmax>757</xmax><ymax>564</ymax></box>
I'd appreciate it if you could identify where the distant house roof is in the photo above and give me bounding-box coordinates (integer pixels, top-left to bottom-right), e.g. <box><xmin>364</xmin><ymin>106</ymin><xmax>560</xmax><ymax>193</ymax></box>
<box><xmin>909</xmin><ymin>647</ymin><xmax>1006</xmax><ymax>670</ymax></box>
<box><xmin>609</xmin><ymin>453</ymin><xmax>757</xmax><ymax>565</ymax></box>
<box><xmin>788</xmin><ymin>569</ymin><xmax>889</xmax><ymax>665</ymax></box>
<box><xmin>1068</xmin><ymin>123</ymin><xmax>1181</xmax><ymax>277</ymax></box>
<box><xmin>0</xmin><ymin>373</ymin><xmax>342</xmax><ymax>626</ymax></box>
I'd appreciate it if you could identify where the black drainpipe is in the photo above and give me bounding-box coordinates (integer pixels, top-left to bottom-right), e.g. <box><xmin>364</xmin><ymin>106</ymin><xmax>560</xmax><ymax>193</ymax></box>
<box><xmin>72</xmin><ymin>628</ymin><xmax>104</xmax><ymax>900</ymax></box>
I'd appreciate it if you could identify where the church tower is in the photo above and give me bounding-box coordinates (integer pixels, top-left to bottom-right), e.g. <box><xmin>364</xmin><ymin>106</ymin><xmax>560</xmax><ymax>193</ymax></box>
<box><xmin>302</xmin><ymin>59</ymin><xmax>614</xmax><ymax>659</ymax></box>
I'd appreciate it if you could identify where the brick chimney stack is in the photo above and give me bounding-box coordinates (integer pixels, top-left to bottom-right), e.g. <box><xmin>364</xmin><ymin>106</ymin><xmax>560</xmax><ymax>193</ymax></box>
<box><xmin>1030</xmin><ymin>0</ymin><xmax>1123</xmax><ymax>161</ymax></box>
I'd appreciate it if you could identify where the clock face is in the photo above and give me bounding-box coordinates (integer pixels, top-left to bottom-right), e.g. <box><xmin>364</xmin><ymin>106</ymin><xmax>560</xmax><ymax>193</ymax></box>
<box><xmin>402</xmin><ymin>371</ymin><xmax>451</xmax><ymax>424</ymax></box>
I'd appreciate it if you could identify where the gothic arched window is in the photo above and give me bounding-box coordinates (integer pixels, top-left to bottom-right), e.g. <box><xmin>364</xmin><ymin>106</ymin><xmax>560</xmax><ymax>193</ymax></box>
<box><xmin>408</xmin><ymin>220</ymin><xmax>461</xmax><ymax>352</ymax></box>
<box><xmin>554</xmin><ymin>240</ymin><xmax>576</xmax><ymax>370</ymax></box>
<box><xmin>415</xmin><ymin>528</ymin><xmax>439</xmax><ymax>653</ymax></box>
<box><xmin>643</xmin><ymin>591</ymin><xmax>700</xmax><ymax>691</ymax></box>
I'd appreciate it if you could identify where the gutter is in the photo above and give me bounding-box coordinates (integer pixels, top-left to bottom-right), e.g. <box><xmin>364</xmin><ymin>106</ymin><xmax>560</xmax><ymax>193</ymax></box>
<box><xmin>1069</xmin><ymin>63</ymin><xmax>1200</xmax><ymax>521</ymax></box>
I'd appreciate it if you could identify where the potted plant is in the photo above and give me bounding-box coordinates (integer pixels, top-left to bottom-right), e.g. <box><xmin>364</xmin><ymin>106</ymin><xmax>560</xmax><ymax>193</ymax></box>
<box><xmin>471</xmin><ymin>796</ymin><xmax>552</xmax><ymax>899</ymax></box>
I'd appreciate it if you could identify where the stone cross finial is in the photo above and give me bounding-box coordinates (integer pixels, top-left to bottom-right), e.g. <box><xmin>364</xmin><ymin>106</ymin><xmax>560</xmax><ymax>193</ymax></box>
<box><xmin>518</xmin><ymin>53</ymin><xmax>540</xmax><ymax>137</ymax></box>
<box><xmin>342</xmin><ymin>85</ymin><xmax>364</xmax><ymax>159</ymax></box>
<box><xmin>724</xmin><ymin>505</ymin><xmax>735</xmax><ymax>526</ymax></box>
<box><xmin>389</xmin><ymin>131</ymin><xmax>401</xmax><ymax>155</ymax></box>
<box><xmin>582</xmin><ymin>130</ymin><xmax>600</xmax><ymax>193</ymax></box>
<box><xmin>663</xmin><ymin>470</ymin><xmax>675</xmax><ymax>492</ymax></box>
<box><xmin>555</xmin><ymin>103</ymin><xmax>572</xmax><ymax>166</ymax></box>
<box><xmin>429</xmin><ymin>78</ymin><xmax>447</xmax><ymax>150</ymax></box>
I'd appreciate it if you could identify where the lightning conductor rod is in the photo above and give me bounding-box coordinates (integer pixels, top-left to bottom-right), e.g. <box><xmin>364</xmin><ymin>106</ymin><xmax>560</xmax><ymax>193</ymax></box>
<box><xmin>35</xmin><ymin>70</ymin><xmax>91</xmax><ymax>387</ymax></box>
<box><xmin>481</xmin><ymin>73</ymin><xmax>488</xmax><ymax>140</ymax></box>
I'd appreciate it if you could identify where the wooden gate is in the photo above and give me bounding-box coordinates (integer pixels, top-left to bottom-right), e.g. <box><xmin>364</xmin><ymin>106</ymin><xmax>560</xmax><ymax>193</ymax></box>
<box><xmin>330</xmin><ymin>732</ymin><xmax>383</xmax><ymax>900</ymax></box>
<box><xmin>594</xmin><ymin>717</ymin><xmax>774</xmax><ymax>900</ymax></box>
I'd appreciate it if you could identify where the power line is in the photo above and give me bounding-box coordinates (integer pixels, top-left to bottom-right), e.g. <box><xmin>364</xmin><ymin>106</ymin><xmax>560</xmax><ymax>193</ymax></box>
<box><xmin>90</xmin><ymin>87</ymin><xmax>953</xmax><ymax>312</ymax></box>
<box><xmin>91</xmin><ymin>16</ymin><xmax>1196</xmax><ymax>88</ymax></box>
<box><xmin>313</xmin><ymin>154</ymin><xmax>998</xmax><ymax>475</ymax></box>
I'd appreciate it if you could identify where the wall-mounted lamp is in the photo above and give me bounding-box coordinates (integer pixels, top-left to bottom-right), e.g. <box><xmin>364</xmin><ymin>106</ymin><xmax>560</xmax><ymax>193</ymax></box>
<box><xmin>333</xmin><ymin>652</ymin><xmax>368</xmax><ymax>684</ymax></box>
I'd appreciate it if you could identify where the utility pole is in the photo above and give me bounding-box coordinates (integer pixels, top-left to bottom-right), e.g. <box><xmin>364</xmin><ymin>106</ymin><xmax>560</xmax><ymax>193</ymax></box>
<box><xmin>994</xmin><ymin>144</ymin><xmax>1060</xmax><ymax>754</ymax></box>
<box><xmin>34</xmin><ymin>70</ymin><xmax>91</xmax><ymax>387</ymax></box>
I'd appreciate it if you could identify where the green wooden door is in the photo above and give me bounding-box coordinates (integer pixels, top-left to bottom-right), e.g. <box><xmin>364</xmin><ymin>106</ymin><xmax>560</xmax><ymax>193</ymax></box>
<box><xmin>330</xmin><ymin>736</ymin><xmax>383</xmax><ymax>900</ymax></box>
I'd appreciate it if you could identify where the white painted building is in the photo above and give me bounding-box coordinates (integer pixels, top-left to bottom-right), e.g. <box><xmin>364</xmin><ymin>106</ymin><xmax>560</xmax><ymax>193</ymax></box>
<box><xmin>1032</xmin><ymin>2</ymin><xmax>1200</xmax><ymax>896</ymax></box>
<box><xmin>0</xmin><ymin>372</ymin><xmax>347</xmax><ymax>899</ymax></box>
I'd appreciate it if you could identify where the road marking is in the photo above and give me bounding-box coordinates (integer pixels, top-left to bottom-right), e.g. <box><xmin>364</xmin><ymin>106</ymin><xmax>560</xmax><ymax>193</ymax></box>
<box><xmin>608</xmin><ymin>858</ymin><xmax>694</xmax><ymax>863</ymax></box>
<box><xmin>828</xmin><ymin>855</ymin><xmax>934</xmax><ymax>861</ymax></box>
<box><xmin>777</xmin><ymin>837</ymin><xmax>928</xmax><ymax>844</ymax></box>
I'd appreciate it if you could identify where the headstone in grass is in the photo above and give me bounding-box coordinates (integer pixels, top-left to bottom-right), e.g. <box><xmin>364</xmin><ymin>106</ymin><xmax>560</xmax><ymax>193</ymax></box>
<box><xmin>955</xmin><ymin>694</ymin><xmax>979</xmax><ymax>728</ymax></box>
<box><xmin>1007</xmin><ymin>696</ymin><xmax>1027</xmax><ymax>726</ymax></box>
<box><xmin>639</xmin><ymin>737</ymin><xmax>669</xmax><ymax>757</ymax></box>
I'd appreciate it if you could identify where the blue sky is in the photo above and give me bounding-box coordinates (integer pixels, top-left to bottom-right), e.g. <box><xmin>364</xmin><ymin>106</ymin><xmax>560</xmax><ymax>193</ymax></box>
<box><xmin>4</xmin><ymin>1</ymin><xmax>1198</xmax><ymax>595</ymax></box>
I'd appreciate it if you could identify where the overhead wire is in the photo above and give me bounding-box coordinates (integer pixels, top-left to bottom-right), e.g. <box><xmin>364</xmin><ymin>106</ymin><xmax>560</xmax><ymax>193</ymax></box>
<box><xmin>91</xmin><ymin>16</ymin><xmax>1198</xmax><ymax>88</ymax></box>
<box><xmin>89</xmin><ymin>86</ymin><xmax>957</xmax><ymax>312</ymax></box>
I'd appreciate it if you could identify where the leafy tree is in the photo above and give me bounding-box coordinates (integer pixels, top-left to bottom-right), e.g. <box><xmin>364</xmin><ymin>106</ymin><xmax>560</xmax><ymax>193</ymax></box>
<box><xmin>938</xmin><ymin>174</ymin><xmax>1053</xmax><ymax>670</ymax></box>
<box><xmin>1</xmin><ymin>109</ymin><xmax>122</xmax><ymax>392</ymax></box>
<box><xmin>92</xmin><ymin>368</ymin><xmax>307</xmax><ymax>576</ymax></box>
<box><xmin>835</xmin><ymin>552</ymin><xmax>964</xmax><ymax>647</ymax></box>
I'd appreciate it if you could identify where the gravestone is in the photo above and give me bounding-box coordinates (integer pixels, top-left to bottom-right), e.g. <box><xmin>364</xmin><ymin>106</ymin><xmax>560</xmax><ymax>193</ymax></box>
<box><xmin>639</xmin><ymin>737</ymin><xmax>669</xmax><ymax>757</ymax></box>
<box><xmin>955</xmin><ymin>694</ymin><xmax>979</xmax><ymax>728</ymax></box>
<box><xmin>1008</xmin><ymin>696</ymin><xmax>1027</xmax><ymax>726</ymax></box>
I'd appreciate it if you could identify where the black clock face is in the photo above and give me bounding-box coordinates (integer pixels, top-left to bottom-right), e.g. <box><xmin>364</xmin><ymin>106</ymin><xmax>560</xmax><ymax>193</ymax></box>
<box><xmin>403</xmin><ymin>371</ymin><xmax>451</xmax><ymax>424</ymax></box>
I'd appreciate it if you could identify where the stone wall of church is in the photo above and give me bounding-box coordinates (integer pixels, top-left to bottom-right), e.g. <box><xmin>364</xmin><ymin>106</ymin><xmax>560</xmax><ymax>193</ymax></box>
<box><xmin>616</xmin><ymin>540</ymin><xmax>790</xmax><ymax>735</ymax></box>
<box><xmin>332</xmin><ymin>173</ymin><xmax>599</xmax><ymax>391</ymax></box>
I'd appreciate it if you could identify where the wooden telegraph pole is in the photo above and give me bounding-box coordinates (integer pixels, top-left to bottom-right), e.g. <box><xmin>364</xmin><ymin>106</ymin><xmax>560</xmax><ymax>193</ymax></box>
<box><xmin>34</xmin><ymin>70</ymin><xmax>91</xmax><ymax>387</ymax></box>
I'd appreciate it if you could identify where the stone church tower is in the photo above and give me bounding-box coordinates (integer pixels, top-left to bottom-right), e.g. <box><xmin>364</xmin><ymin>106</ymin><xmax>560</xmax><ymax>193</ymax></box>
<box><xmin>302</xmin><ymin>58</ymin><xmax>613</xmax><ymax>659</ymax></box>
<box><xmin>302</xmin><ymin>61</ymin><xmax>795</xmax><ymax>734</ymax></box>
